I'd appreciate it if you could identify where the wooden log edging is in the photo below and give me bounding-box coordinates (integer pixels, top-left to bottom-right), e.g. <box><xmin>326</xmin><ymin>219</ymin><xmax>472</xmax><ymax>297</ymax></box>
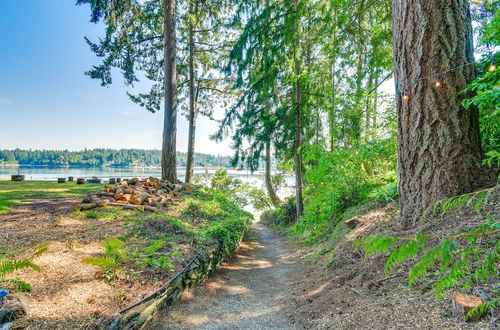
<box><xmin>108</xmin><ymin>229</ymin><xmax>245</xmax><ymax>330</ymax></box>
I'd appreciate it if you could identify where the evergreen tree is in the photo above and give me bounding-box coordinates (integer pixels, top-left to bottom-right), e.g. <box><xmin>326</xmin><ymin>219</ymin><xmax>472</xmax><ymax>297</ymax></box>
<box><xmin>77</xmin><ymin>0</ymin><xmax>178</xmax><ymax>181</ymax></box>
<box><xmin>392</xmin><ymin>0</ymin><xmax>489</xmax><ymax>228</ymax></box>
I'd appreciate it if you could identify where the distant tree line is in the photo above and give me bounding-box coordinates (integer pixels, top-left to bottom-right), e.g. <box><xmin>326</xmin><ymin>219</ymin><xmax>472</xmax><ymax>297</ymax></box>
<box><xmin>0</xmin><ymin>149</ymin><xmax>232</xmax><ymax>168</ymax></box>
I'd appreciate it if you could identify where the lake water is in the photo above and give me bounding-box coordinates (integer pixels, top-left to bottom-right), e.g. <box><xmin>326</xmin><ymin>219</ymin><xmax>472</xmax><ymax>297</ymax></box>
<box><xmin>0</xmin><ymin>166</ymin><xmax>294</xmax><ymax>200</ymax></box>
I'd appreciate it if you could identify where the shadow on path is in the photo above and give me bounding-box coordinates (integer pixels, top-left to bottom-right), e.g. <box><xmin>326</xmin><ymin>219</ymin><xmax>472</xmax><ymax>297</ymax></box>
<box><xmin>152</xmin><ymin>220</ymin><xmax>301</xmax><ymax>329</ymax></box>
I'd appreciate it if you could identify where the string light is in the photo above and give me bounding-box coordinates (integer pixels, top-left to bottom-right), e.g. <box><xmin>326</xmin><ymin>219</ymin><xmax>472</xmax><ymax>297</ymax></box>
<box><xmin>489</xmin><ymin>63</ymin><xmax>496</xmax><ymax>72</ymax></box>
<box><xmin>399</xmin><ymin>61</ymin><xmax>478</xmax><ymax>101</ymax></box>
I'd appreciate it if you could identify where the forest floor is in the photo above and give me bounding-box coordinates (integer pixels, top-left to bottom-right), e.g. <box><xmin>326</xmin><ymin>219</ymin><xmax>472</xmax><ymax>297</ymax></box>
<box><xmin>153</xmin><ymin>198</ymin><xmax>498</xmax><ymax>329</ymax></box>
<box><xmin>0</xmin><ymin>180</ymin><xmax>250</xmax><ymax>329</ymax></box>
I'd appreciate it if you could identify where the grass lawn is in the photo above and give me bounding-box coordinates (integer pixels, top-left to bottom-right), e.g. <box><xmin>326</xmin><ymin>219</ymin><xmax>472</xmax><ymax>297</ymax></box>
<box><xmin>0</xmin><ymin>180</ymin><xmax>100</xmax><ymax>214</ymax></box>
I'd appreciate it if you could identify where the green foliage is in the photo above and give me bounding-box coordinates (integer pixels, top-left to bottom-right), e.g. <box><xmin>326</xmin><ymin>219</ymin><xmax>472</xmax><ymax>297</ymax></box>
<box><xmin>467</xmin><ymin>298</ymin><xmax>500</xmax><ymax>320</ymax></box>
<box><xmin>292</xmin><ymin>138</ymin><xmax>396</xmax><ymax>242</ymax></box>
<box><xmin>0</xmin><ymin>244</ymin><xmax>47</xmax><ymax>292</ymax></box>
<box><xmin>209</xmin><ymin>168</ymin><xmax>272</xmax><ymax>210</ymax></box>
<box><xmin>83</xmin><ymin>238</ymin><xmax>129</xmax><ymax>271</ymax></box>
<box><xmin>354</xmin><ymin>236</ymin><xmax>398</xmax><ymax>257</ymax></box>
<box><xmin>356</xmin><ymin>223</ymin><xmax>499</xmax><ymax>300</ymax></box>
<box><xmin>462</xmin><ymin>3</ymin><xmax>500</xmax><ymax>162</ymax></box>
<box><xmin>425</xmin><ymin>185</ymin><xmax>498</xmax><ymax>217</ymax></box>
<box><xmin>0</xmin><ymin>149</ymin><xmax>233</xmax><ymax>168</ymax></box>
<box><xmin>261</xmin><ymin>196</ymin><xmax>297</xmax><ymax>226</ymax></box>
<box><xmin>134</xmin><ymin>240</ymin><xmax>175</xmax><ymax>271</ymax></box>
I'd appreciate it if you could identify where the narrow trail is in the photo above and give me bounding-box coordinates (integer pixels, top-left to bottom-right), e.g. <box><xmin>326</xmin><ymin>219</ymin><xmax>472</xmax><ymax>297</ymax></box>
<box><xmin>153</xmin><ymin>221</ymin><xmax>301</xmax><ymax>329</ymax></box>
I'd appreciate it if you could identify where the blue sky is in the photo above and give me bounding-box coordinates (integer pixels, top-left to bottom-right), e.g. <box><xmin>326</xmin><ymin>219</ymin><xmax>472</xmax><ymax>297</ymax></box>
<box><xmin>0</xmin><ymin>0</ymin><xmax>233</xmax><ymax>155</ymax></box>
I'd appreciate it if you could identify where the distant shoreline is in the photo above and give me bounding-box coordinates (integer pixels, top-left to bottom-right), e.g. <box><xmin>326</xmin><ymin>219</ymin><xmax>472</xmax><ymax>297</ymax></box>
<box><xmin>0</xmin><ymin>163</ymin><xmax>232</xmax><ymax>170</ymax></box>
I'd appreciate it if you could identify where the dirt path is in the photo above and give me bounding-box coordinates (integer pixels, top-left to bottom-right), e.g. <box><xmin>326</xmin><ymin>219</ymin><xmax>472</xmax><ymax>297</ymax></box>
<box><xmin>152</xmin><ymin>221</ymin><xmax>301</xmax><ymax>329</ymax></box>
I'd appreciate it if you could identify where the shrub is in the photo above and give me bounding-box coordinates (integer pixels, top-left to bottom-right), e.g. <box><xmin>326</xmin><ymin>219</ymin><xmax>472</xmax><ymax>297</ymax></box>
<box><xmin>83</xmin><ymin>238</ymin><xmax>129</xmax><ymax>271</ymax></box>
<box><xmin>261</xmin><ymin>196</ymin><xmax>297</xmax><ymax>226</ymax></box>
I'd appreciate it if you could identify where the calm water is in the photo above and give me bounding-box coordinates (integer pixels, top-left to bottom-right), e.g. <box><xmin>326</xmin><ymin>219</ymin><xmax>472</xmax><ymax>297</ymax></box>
<box><xmin>0</xmin><ymin>166</ymin><xmax>294</xmax><ymax>199</ymax></box>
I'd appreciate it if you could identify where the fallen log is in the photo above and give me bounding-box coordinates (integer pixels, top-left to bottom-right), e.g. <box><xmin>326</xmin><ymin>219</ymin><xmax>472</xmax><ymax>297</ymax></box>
<box><xmin>107</xmin><ymin>203</ymin><xmax>156</xmax><ymax>212</ymax></box>
<box><xmin>74</xmin><ymin>203</ymin><xmax>99</xmax><ymax>211</ymax></box>
<box><xmin>115</xmin><ymin>193</ymin><xmax>132</xmax><ymax>202</ymax></box>
<box><xmin>130</xmin><ymin>192</ymin><xmax>149</xmax><ymax>205</ymax></box>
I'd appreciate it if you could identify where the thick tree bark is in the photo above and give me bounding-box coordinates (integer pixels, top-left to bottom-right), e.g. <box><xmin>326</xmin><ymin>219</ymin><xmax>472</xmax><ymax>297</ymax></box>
<box><xmin>393</xmin><ymin>0</ymin><xmax>484</xmax><ymax>229</ymax></box>
<box><xmin>185</xmin><ymin>0</ymin><xmax>197</xmax><ymax>184</ymax></box>
<box><xmin>162</xmin><ymin>0</ymin><xmax>177</xmax><ymax>183</ymax></box>
<box><xmin>265</xmin><ymin>141</ymin><xmax>281</xmax><ymax>207</ymax></box>
<box><xmin>294</xmin><ymin>0</ymin><xmax>304</xmax><ymax>219</ymax></box>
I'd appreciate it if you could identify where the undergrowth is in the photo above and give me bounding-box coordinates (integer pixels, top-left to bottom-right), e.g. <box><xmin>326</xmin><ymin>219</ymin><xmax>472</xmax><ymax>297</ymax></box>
<box><xmin>0</xmin><ymin>244</ymin><xmax>48</xmax><ymax>291</ymax></box>
<box><xmin>83</xmin><ymin>188</ymin><xmax>252</xmax><ymax>280</ymax></box>
<box><xmin>355</xmin><ymin>186</ymin><xmax>499</xmax><ymax>319</ymax></box>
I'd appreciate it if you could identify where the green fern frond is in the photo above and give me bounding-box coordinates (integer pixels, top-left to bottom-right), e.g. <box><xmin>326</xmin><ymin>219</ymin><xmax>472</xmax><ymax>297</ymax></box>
<box><xmin>424</xmin><ymin>186</ymin><xmax>498</xmax><ymax>217</ymax></box>
<box><xmin>82</xmin><ymin>238</ymin><xmax>128</xmax><ymax>271</ymax></box>
<box><xmin>467</xmin><ymin>298</ymin><xmax>500</xmax><ymax>320</ymax></box>
<box><xmin>385</xmin><ymin>233</ymin><xmax>429</xmax><ymax>274</ymax></box>
<box><xmin>407</xmin><ymin>239</ymin><xmax>460</xmax><ymax>288</ymax></box>
<box><xmin>434</xmin><ymin>252</ymin><xmax>472</xmax><ymax>299</ymax></box>
<box><xmin>82</xmin><ymin>256</ymin><xmax>118</xmax><ymax>270</ymax></box>
<box><xmin>0</xmin><ymin>259</ymin><xmax>40</xmax><ymax>276</ymax></box>
<box><xmin>0</xmin><ymin>278</ymin><xmax>32</xmax><ymax>292</ymax></box>
<box><xmin>354</xmin><ymin>236</ymin><xmax>398</xmax><ymax>257</ymax></box>
<box><xmin>472</xmin><ymin>242</ymin><xmax>499</xmax><ymax>282</ymax></box>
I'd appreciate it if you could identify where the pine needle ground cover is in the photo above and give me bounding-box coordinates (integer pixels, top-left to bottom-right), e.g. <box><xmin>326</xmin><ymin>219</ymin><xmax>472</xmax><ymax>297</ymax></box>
<box><xmin>0</xmin><ymin>180</ymin><xmax>251</xmax><ymax>329</ymax></box>
<box><xmin>262</xmin><ymin>187</ymin><xmax>499</xmax><ymax>328</ymax></box>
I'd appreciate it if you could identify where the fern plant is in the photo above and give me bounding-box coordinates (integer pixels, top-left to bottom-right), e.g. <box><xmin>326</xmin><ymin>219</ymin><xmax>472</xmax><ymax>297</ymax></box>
<box><xmin>0</xmin><ymin>244</ymin><xmax>48</xmax><ymax>292</ymax></box>
<box><xmin>82</xmin><ymin>238</ymin><xmax>129</xmax><ymax>271</ymax></box>
<box><xmin>424</xmin><ymin>185</ymin><xmax>498</xmax><ymax>217</ymax></box>
<box><xmin>355</xmin><ymin>191</ymin><xmax>499</xmax><ymax>317</ymax></box>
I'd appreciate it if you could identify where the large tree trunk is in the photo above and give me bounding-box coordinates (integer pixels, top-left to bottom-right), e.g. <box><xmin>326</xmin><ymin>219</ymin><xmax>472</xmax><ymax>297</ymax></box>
<box><xmin>294</xmin><ymin>0</ymin><xmax>304</xmax><ymax>219</ymax></box>
<box><xmin>185</xmin><ymin>0</ymin><xmax>197</xmax><ymax>184</ymax></box>
<box><xmin>265</xmin><ymin>141</ymin><xmax>281</xmax><ymax>207</ymax></box>
<box><xmin>162</xmin><ymin>0</ymin><xmax>177</xmax><ymax>183</ymax></box>
<box><xmin>393</xmin><ymin>0</ymin><xmax>484</xmax><ymax>229</ymax></box>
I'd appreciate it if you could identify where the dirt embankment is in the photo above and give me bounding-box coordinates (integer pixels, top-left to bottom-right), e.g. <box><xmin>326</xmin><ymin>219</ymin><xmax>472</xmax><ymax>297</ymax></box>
<box><xmin>153</xmin><ymin>196</ymin><xmax>498</xmax><ymax>329</ymax></box>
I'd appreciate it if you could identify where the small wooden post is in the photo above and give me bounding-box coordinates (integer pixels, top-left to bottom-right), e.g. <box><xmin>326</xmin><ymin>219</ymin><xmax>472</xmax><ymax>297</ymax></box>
<box><xmin>57</xmin><ymin>178</ymin><xmax>66</xmax><ymax>184</ymax></box>
<box><xmin>76</xmin><ymin>178</ymin><xmax>86</xmax><ymax>185</ymax></box>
